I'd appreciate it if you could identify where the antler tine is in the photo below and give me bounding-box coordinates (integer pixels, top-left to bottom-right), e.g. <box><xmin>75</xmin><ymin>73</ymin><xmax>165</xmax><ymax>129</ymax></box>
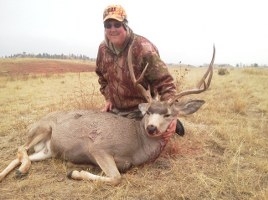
<box><xmin>196</xmin><ymin>45</ymin><xmax>215</xmax><ymax>89</ymax></box>
<box><xmin>127</xmin><ymin>44</ymin><xmax>152</xmax><ymax>103</ymax></box>
<box><xmin>169</xmin><ymin>45</ymin><xmax>216</xmax><ymax>104</ymax></box>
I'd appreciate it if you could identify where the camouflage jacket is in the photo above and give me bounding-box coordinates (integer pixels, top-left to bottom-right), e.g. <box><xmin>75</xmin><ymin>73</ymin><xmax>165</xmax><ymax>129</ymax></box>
<box><xmin>95</xmin><ymin>28</ymin><xmax>176</xmax><ymax>111</ymax></box>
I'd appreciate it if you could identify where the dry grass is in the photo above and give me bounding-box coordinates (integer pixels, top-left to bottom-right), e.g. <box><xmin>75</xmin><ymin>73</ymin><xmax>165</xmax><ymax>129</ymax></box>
<box><xmin>0</xmin><ymin>61</ymin><xmax>267</xmax><ymax>200</ymax></box>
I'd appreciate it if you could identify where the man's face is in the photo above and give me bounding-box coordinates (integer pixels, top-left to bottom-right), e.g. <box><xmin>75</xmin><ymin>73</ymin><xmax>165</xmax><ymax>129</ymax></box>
<box><xmin>104</xmin><ymin>19</ymin><xmax>127</xmax><ymax>48</ymax></box>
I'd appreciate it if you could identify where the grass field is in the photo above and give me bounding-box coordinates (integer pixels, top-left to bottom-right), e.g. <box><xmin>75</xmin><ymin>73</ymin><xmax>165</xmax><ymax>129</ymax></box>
<box><xmin>0</xmin><ymin>58</ymin><xmax>267</xmax><ymax>199</ymax></box>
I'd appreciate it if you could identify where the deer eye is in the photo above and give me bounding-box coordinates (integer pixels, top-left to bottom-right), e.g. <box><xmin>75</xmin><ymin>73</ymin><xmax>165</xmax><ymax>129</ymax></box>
<box><xmin>146</xmin><ymin>111</ymin><xmax>150</xmax><ymax>115</ymax></box>
<box><xmin>164</xmin><ymin>114</ymin><xmax>171</xmax><ymax>117</ymax></box>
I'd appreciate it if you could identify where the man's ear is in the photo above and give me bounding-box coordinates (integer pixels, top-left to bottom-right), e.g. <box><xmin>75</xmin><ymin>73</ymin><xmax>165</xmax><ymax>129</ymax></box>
<box><xmin>172</xmin><ymin>100</ymin><xmax>205</xmax><ymax>116</ymax></box>
<box><xmin>138</xmin><ymin>103</ymin><xmax>150</xmax><ymax>115</ymax></box>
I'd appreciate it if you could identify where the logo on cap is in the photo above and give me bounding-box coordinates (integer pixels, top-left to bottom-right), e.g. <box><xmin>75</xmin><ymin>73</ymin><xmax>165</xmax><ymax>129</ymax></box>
<box><xmin>103</xmin><ymin>5</ymin><xmax>127</xmax><ymax>22</ymax></box>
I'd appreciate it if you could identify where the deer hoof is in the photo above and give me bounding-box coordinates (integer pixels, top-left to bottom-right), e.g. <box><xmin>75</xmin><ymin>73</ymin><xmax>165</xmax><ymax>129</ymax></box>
<box><xmin>67</xmin><ymin>170</ymin><xmax>82</xmax><ymax>180</ymax></box>
<box><xmin>67</xmin><ymin>171</ymin><xmax>73</xmax><ymax>179</ymax></box>
<box><xmin>15</xmin><ymin>170</ymin><xmax>28</xmax><ymax>179</ymax></box>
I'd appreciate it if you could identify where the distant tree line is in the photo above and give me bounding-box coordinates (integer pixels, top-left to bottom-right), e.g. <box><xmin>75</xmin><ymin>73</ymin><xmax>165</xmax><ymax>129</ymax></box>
<box><xmin>235</xmin><ymin>63</ymin><xmax>266</xmax><ymax>68</ymax></box>
<box><xmin>5</xmin><ymin>52</ymin><xmax>96</xmax><ymax>61</ymax></box>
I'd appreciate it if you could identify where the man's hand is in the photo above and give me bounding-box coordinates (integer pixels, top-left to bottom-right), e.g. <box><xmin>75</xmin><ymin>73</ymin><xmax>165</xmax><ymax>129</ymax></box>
<box><xmin>101</xmin><ymin>101</ymin><xmax>113</xmax><ymax>112</ymax></box>
<box><xmin>162</xmin><ymin>119</ymin><xmax>177</xmax><ymax>142</ymax></box>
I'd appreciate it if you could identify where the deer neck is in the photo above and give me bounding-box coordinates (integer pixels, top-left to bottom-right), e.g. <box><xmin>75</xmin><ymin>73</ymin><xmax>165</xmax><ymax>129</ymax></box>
<box><xmin>132</xmin><ymin>119</ymin><xmax>167</xmax><ymax>165</ymax></box>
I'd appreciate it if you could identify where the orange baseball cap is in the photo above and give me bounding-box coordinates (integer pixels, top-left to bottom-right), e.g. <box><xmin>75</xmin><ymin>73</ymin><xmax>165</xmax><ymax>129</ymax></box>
<box><xmin>103</xmin><ymin>5</ymin><xmax>127</xmax><ymax>22</ymax></box>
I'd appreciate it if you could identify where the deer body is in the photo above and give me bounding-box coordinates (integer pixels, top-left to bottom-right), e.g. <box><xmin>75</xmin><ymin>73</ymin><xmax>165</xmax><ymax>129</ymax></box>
<box><xmin>49</xmin><ymin>110</ymin><xmax>165</xmax><ymax>169</ymax></box>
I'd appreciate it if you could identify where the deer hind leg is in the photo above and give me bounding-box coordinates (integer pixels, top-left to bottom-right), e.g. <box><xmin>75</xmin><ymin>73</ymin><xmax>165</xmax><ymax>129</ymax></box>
<box><xmin>15</xmin><ymin>140</ymin><xmax>53</xmax><ymax>180</ymax></box>
<box><xmin>68</xmin><ymin>152</ymin><xmax>121</xmax><ymax>185</ymax></box>
<box><xmin>16</xmin><ymin>127</ymin><xmax>52</xmax><ymax>178</ymax></box>
<box><xmin>0</xmin><ymin>145</ymin><xmax>35</xmax><ymax>181</ymax></box>
<box><xmin>0</xmin><ymin>123</ymin><xmax>52</xmax><ymax>182</ymax></box>
<box><xmin>0</xmin><ymin>158</ymin><xmax>20</xmax><ymax>182</ymax></box>
<box><xmin>28</xmin><ymin>140</ymin><xmax>52</xmax><ymax>161</ymax></box>
<box><xmin>0</xmin><ymin>144</ymin><xmax>35</xmax><ymax>181</ymax></box>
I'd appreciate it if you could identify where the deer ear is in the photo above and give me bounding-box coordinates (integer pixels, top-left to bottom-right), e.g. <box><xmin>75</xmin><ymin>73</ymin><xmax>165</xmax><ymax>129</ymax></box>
<box><xmin>138</xmin><ymin>103</ymin><xmax>149</xmax><ymax>115</ymax></box>
<box><xmin>172</xmin><ymin>100</ymin><xmax>205</xmax><ymax>116</ymax></box>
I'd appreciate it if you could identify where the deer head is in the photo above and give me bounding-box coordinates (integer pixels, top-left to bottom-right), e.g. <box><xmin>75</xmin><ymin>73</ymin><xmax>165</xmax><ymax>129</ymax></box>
<box><xmin>127</xmin><ymin>44</ymin><xmax>216</xmax><ymax>137</ymax></box>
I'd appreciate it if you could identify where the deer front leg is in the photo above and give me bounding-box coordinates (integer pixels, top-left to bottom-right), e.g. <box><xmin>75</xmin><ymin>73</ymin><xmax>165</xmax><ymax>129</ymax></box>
<box><xmin>68</xmin><ymin>152</ymin><xmax>121</xmax><ymax>185</ymax></box>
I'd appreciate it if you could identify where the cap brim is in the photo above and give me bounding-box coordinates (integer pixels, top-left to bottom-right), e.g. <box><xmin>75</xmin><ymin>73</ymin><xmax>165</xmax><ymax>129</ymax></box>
<box><xmin>103</xmin><ymin>14</ymin><xmax>124</xmax><ymax>22</ymax></box>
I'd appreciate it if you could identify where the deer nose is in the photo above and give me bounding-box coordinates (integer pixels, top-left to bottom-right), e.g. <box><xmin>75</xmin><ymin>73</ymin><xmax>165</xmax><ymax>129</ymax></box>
<box><xmin>146</xmin><ymin>125</ymin><xmax>157</xmax><ymax>135</ymax></box>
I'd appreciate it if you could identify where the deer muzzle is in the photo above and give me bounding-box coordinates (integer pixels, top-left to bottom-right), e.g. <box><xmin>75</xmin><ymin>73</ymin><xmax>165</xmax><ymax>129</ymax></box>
<box><xmin>146</xmin><ymin>124</ymin><xmax>160</xmax><ymax>136</ymax></box>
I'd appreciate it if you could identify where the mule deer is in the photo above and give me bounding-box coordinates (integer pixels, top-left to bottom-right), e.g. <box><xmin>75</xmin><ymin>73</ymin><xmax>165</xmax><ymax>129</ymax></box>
<box><xmin>0</xmin><ymin>45</ymin><xmax>215</xmax><ymax>185</ymax></box>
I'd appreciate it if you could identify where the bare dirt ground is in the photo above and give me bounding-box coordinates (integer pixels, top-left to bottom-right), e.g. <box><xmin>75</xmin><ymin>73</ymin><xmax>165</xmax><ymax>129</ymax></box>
<box><xmin>0</xmin><ymin>58</ymin><xmax>95</xmax><ymax>75</ymax></box>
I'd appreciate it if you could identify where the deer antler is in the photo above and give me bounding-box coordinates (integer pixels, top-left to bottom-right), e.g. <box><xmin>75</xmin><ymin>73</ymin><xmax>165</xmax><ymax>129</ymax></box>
<box><xmin>127</xmin><ymin>43</ymin><xmax>152</xmax><ymax>103</ymax></box>
<box><xmin>169</xmin><ymin>45</ymin><xmax>216</xmax><ymax>104</ymax></box>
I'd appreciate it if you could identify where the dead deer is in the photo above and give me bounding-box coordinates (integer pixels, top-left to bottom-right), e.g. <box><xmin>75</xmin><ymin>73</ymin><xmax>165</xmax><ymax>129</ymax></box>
<box><xmin>0</xmin><ymin>45</ymin><xmax>215</xmax><ymax>185</ymax></box>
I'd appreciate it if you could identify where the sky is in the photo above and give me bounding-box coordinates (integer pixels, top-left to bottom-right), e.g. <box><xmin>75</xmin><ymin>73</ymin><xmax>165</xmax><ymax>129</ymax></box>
<box><xmin>0</xmin><ymin>0</ymin><xmax>267</xmax><ymax>66</ymax></box>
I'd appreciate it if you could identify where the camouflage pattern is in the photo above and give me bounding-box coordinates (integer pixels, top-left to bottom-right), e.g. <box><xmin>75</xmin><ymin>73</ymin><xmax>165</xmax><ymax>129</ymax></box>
<box><xmin>95</xmin><ymin>28</ymin><xmax>176</xmax><ymax>111</ymax></box>
<box><xmin>103</xmin><ymin>5</ymin><xmax>127</xmax><ymax>22</ymax></box>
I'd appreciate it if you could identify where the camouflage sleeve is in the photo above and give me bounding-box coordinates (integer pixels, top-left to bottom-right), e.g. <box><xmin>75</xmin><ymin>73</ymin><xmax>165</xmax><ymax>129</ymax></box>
<box><xmin>95</xmin><ymin>44</ymin><xmax>110</xmax><ymax>101</ymax></box>
<box><xmin>139</xmin><ymin>41</ymin><xmax>176</xmax><ymax>101</ymax></box>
